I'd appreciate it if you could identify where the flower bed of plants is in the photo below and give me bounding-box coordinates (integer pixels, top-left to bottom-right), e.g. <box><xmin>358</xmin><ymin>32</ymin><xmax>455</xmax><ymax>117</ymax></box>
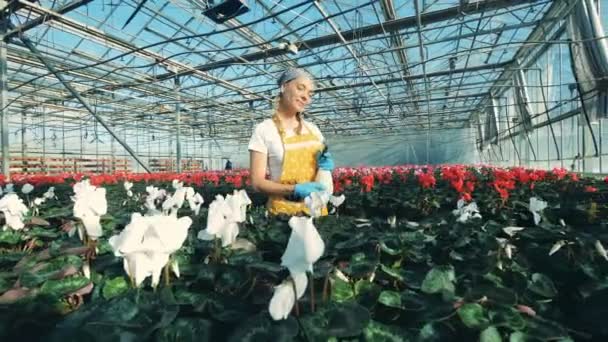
<box><xmin>0</xmin><ymin>166</ymin><xmax>607</xmax><ymax>341</ymax></box>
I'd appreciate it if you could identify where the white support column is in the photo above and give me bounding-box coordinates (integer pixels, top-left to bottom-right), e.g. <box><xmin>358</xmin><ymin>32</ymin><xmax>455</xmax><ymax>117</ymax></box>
<box><xmin>1</xmin><ymin>17</ymin><xmax>9</xmax><ymax>177</ymax></box>
<box><xmin>175</xmin><ymin>76</ymin><xmax>181</xmax><ymax>173</ymax></box>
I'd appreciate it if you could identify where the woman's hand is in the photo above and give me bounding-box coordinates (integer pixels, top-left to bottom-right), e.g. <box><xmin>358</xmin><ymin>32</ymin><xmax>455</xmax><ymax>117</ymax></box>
<box><xmin>294</xmin><ymin>182</ymin><xmax>326</xmax><ymax>199</ymax></box>
<box><xmin>317</xmin><ymin>151</ymin><xmax>335</xmax><ymax>171</ymax></box>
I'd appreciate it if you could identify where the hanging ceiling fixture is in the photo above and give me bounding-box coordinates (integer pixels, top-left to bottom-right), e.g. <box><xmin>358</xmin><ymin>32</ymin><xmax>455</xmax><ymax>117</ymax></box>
<box><xmin>203</xmin><ymin>0</ymin><xmax>250</xmax><ymax>24</ymax></box>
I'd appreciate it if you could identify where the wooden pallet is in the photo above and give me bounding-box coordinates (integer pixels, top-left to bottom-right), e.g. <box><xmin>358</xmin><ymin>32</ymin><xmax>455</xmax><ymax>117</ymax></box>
<box><xmin>7</xmin><ymin>156</ymin><xmax>130</xmax><ymax>174</ymax></box>
<box><xmin>148</xmin><ymin>158</ymin><xmax>205</xmax><ymax>173</ymax></box>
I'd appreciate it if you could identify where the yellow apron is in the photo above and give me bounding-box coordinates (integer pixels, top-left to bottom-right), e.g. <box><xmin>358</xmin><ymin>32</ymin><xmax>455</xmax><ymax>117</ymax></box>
<box><xmin>268</xmin><ymin>116</ymin><xmax>327</xmax><ymax>216</ymax></box>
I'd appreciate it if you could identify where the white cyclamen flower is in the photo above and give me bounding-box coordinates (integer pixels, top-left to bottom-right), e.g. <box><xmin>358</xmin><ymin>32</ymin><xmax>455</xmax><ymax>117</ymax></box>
<box><xmin>145</xmin><ymin>186</ymin><xmax>166</xmax><ymax>215</ymax></box>
<box><xmin>595</xmin><ymin>240</ymin><xmax>608</xmax><ymax>261</ymax></box>
<box><xmin>503</xmin><ymin>227</ymin><xmax>525</xmax><ymax>237</ymax></box>
<box><xmin>329</xmin><ymin>194</ymin><xmax>346</xmax><ymax>208</ymax></box>
<box><xmin>529</xmin><ymin>197</ymin><xmax>547</xmax><ymax>226</ymax></box>
<box><xmin>452</xmin><ymin>199</ymin><xmax>482</xmax><ymax>223</ymax></box>
<box><xmin>187</xmin><ymin>192</ymin><xmax>204</xmax><ymax>215</ymax></box>
<box><xmin>305</xmin><ymin>191</ymin><xmax>330</xmax><ymax>218</ymax></box>
<box><xmin>4</xmin><ymin>183</ymin><xmax>14</xmax><ymax>193</ymax></box>
<box><xmin>268</xmin><ymin>281</ymin><xmax>296</xmax><ymax>320</ymax></box>
<box><xmin>43</xmin><ymin>186</ymin><xmax>56</xmax><ymax>200</ymax></box>
<box><xmin>197</xmin><ymin>195</ymin><xmax>236</xmax><ymax>246</ymax></box>
<box><xmin>108</xmin><ymin>213</ymin><xmax>192</xmax><ymax>287</ymax></box>
<box><xmin>227</xmin><ymin>189</ymin><xmax>251</xmax><ymax>223</ymax></box>
<box><xmin>0</xmin><ymin>193</ymin><xmax>29</xmax><ymax>230</ymax></box>
<box><xmin>124</xmin><ymin>181</ymin><xmax>133</xmax><ymax>197</ymax></box>
<box><xmin>281</xmin><ymin>216</ymin><xmax>325</xmax><ymax>275</ymax></box>
<box><xmin>21</xmin><ymin>183</ymin><xmax>34</xmax><ymax>195</ymax></box>
<box><xmin>496</xmin><ymin>238</ymin><xmax>516</xmax><ymax>260</ymax></box>
<box><xmin>198</xmin><ymin>191</ymin><xmax>251</xmax><ymax>247</ymax></box>
<box><xmin>549</xmin><ymin>240</ymin><xmax>566</xmax><ymax>256</ymax></box>
<box><xmin>162</xmin><ymin>187</ymin><xmax>195</xmax><ymax>216</ymax></box>
<box><xmin>268</xmin><ymin>273</ymin><xmax>308</xmax><ymax>321</ymax></box>
<box><xmin>172</xmin><ymin>179</ymin><xmax>183</xmax><ymax>190</ymax></box>
<box><xmin>269</xmin><ymin>218</ymin><xmax>324</xmax><ymax>321</ymax></box>
<box><xmin>72</xmin><ymin>179</ymin><xmax>107</xmax><ymax>240</ymax></box>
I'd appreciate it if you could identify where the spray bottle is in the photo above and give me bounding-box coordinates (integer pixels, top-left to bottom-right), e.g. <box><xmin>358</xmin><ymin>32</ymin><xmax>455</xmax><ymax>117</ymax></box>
<box><xmin>315</xmin><ymin>145</ymin><xmax>334</xmax><ymax>194</ymax></box>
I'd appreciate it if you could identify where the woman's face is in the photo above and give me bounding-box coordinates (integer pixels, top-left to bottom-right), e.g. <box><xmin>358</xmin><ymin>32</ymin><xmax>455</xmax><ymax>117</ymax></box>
<box><xmin>280</xmin><ymin>76</ymin><xmax>315</xmax><ymax>113</ymax></box>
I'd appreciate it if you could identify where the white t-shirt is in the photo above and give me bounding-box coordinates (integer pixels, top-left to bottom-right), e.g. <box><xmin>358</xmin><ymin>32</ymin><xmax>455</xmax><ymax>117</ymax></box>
<box><xmin>248</xmin><ymin>118</ymin><xmax>324</xmax><ymax>181</ymax></box>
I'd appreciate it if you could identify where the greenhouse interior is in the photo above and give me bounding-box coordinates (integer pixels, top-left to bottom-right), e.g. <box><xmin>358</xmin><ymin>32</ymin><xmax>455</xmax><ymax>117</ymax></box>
<box><xmin>0</xmin><ymin>0</ymin><xmax>607</xmax><ymax>340</ymax></box>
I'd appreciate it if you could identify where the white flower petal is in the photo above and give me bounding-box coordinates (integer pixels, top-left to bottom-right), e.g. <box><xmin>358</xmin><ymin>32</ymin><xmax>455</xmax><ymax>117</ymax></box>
<box><xmin>81</xmin><ymin>215</ymin><xmax>103</xmax><ymax>240</ymax></box>
<box><xmin>230</xmin><ymin>238</ymin><xmax>256</xmax><ymax>252</ymax></box>
<box><xmin>549</xmin><ymin>240</ymin><xmax>566</xmax><ymax>256</ymax></box>
<box><xmin>335</xmin><ymin>269</ymin><xmax>350</xmax><ymax>282</ymax></box>
<box><xmin>503</xmin><ymin>227</ymin><xmax>525</xmax><ymax>237</ymax></box>
<box><xmin>305</xmin><ymin>192</ymin><xmax>330</xmax><ymax>218</ymax></box>
<box><xmin>329</xmin><ymin>194</ymin><xmax>346</xmax><ymax>208</ymax></box>
<box><xmin>220</xmin><ymin>222</ymin><xmax>239</xmax><ymax>247</ymax></box>
<box><xmin>172</xmin><ymin>179</ymin><xmax>183</xmax><ymax>190</ymax></box>
<box><xmin>21</xmin><ymin>183</ymin><xmax>34</xmax><ymax>194</ymax></box>
<box><xmin>83</xmin><ymin>262</ymin><xmax>91</xmax><ymax>279</ymax></box>
<box><xmin>188</xmin><ymin>193</ymin><xmax>204</xmax><ymax>216</ymax></box>
<box><xmin>532</xmin><ymin>212</ymin><xmax>542</xmax><ymax>226</ymax></box>
<box><xmin>281</xmin><ymin>217</ymin><xmax>325</xmax><ymax>274</ymax></box>
<box><xmin>291</xmin><ymin>272</ymin><xmax>308</xmax><ymax>299</ymax></box>
<box><xmin>406</xmin><ymin>221</ymin><xmax>419</xmax><ymax>228</ymax></box>
<box><xmin>453</xmin><ymin>201</ymin><xmax>481</xmax><ymax>223</ymax></box>
<box><xmin>0</xmin><ymin>193</ymin><xmax>29</xmax><ymax>230</ymax></box>
<box><xmin>171</xmin><ymin>259</ymin><xmax>180</xmax><ymax>278</ymax></box>
<box><xmin>268</xmin><ymin>281</ymin><xmax>296</xmax><ymax>321</ymax></box>
<box><xmin>197</xmin><ymin>230</ymin><xmax>216</xmax><ymax>241</ymax></box>
<box><xmin>43</xmin><ymin>187</ymin><xmax>56</xmax><ymax>200</ymax></box>
<box><xmin>72</xmin><ymin>180</ymin><xmax>107</xmax><ymax>239</ymax></box>
<box><xmin>108</xmin><ymin>213</ymin><xmax>147</xmax><ymax>256</ymax></box>
<box><xmin>529</xmin><ymin>197</ymin><xmax>547</xmax><ymax>226</ymax></box>
<box><xmin>595</xmin><ymin>240</ymin><xmax>608</xmax><ymax>261</ymax></box>
<box><xmin>124</xmin><ymin>181</ymin><xmax>133</xmax><ymax>191</ymax></box>
<box><xmin>505</xmin><ymin>244</ymin><xmax>514</xmax><ymax>259</ymax></box>
<box><xmin>387</xmin><ymin>215</ymin><xmax>396</xmax><ymax>228</ymax></box>
<box><xmin>125</xmin><ymin>253</ymin><xmax>154</xmax><ymax>287</ymax></box>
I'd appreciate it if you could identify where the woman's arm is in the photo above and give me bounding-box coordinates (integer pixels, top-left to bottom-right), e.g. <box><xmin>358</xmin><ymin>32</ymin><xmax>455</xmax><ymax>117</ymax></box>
<box><xmin>250</xmin><ymin>150</ymin><xmax>295</xmax><ymax>196</ymax></box>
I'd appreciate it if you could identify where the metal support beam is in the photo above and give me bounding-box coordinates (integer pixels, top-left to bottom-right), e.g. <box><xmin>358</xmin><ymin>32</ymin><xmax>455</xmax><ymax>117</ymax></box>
<box><xmin>175</xmin><ymin>76</ymin><xmax>181</xmax><ymax>173</ymax></box>
<box><xmin>313</xmin><ymin>1</ymin><xmax>386</xmax><ymax>102</ymax></box>
<box><xmin>14</xmin><ymin>0</ymin><xmax>266</xmax><ymax>102</ymax></box>
<box><xmin>0</xmin><ymin>15</ymin><xmax>8</xmax><ymax>177</ymax></box>
<box><xmin>319</xmin><ymin>60</ymin><xmax>512</xmax><ymax>92</ymax></box>
<box><xmin>380</xmin><ymin>0</ymin><xmax>419</xmax><ymax>112</ymax></box>
<box><xmin>18</xmin><ymin>33</ymin><xmax>152</xmax><ymax>173</ymax></box>
<box><xmin>2</xmin><ymin>0</ymin><xmax>95</xmax><ymax>41</ymax></box>
<box><xmin>475</xmin><ymin>0</ymin><xmax>571</xmax><ymax>116</ymax></box>
<box><xmin>157</xmin><ymin>0</ymin><xmax>540</xmax><ymax>79</ymax></box>
<box><xmin>413</xmin><ymin>0</ymin><xmax>433</xmax><ymax>163</ymax></box>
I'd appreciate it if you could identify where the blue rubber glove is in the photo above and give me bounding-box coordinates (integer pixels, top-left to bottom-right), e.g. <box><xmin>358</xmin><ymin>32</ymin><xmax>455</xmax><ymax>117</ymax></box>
<box><xmin>294</xmin><ymin>182</ymin><xmax>326</xmax><ymax>199</ymax></box>
<box><xmin>317</xmin><ymin>151</ymin><xmax>335</xmax><ymax>171</ymax></box>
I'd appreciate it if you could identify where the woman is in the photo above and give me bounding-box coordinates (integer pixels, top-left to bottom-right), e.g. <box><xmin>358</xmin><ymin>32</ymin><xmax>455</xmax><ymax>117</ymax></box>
<box><xmin>248</xmin><ymin>68</ymin><xmax>334</xmax><ymax>216</ymax></box>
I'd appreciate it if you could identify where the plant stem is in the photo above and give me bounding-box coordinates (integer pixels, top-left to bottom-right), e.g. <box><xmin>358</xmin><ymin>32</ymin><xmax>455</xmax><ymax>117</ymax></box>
<box><xmin>242</xmin><ymin>276</ymin><xmax>257</xmax><ymax>298</ymax></box>
<box><xmin>309</xmin><ymin>272</ymin><xmax>315</xmax><ymax>313</ymax></box>
<box><xmin>82</xmin><ymin>231</ymin><xmax>88</xmax><ymax>248</ymax></box>
<box><xmin>214</xmin><ymin>238</ymin><xmax>221</xmax><ymax>262</ymax></box>
<box><xmin>164</xmin><ymin>261</ymin><xmax>170</xmax><ymax>287</ymax></box>
<box><xmin>322</xmin><ymin>272</ymin><xmax>330</xmax><ymax>303</ymax></box>
<box><xmin>290</xmin><ymin>278</ymin><xmax>300</xmax><ymax>317</ymax></box>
